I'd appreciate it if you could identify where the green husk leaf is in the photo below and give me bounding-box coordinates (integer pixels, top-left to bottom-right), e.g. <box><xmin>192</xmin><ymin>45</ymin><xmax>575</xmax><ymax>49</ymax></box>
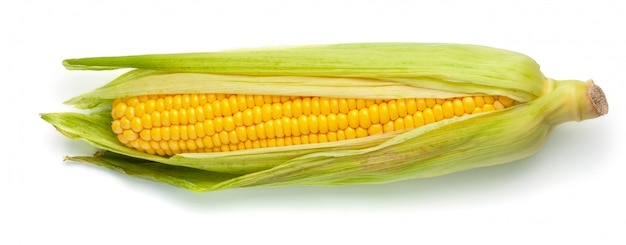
<box><xmin>66</xmin><ymin>152</ymin><xmax>238</xmax><ymax>192</ymax></box>
<box><xmin>62</xmin><ymin>43</ymin><xmax>545</xmax><ymax>102</ymax></box>
<box><xmin>65</xmin><ymin>71</ymin><xmax>478</xmax><ymax>110</ymax></box>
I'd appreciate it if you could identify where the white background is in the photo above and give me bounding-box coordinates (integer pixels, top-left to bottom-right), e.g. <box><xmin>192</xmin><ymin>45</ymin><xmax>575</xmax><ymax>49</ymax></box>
<box><xmin>1</xmin><ymin>0</ymin><xmax>625</xmax><ymax>244</ymax></box>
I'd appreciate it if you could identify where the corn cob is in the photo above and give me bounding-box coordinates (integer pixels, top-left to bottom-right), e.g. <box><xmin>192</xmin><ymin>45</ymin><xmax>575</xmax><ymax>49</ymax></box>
<box><xmin>111</xmin><ymin>93</ymin><xmax>515</xmax><ymax>155</ymax></box>
<box><xmin>41</xmin><ymin>43</ymin><xmax>608</xmax><ymax>192</ymax></box>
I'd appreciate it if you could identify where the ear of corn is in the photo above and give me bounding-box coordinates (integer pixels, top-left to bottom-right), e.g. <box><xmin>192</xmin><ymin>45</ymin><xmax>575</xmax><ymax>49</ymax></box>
<box><xmin>41</xmin><ymin>43</ymin><xmax>607</xmax><ymax>192</ymax></box>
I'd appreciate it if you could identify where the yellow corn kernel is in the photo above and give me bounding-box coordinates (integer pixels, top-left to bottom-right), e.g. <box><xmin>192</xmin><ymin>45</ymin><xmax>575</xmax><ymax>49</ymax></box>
<box><xmin>337</xmin><ymin>114</ymin><xmax>349</xmax><ymax>130</ymax></box>
<box><xmin>368</xmin><ymin>124</ymin><xmax>383</xmax><ymax>135</ymax></box>
<box><xmin>336</xmin><ymin>130</ymin><xmax>346</xmax><ymax>140</ymax></box>
<box><xmin>348</xmin><ymin>109</ymin><xmax>359</xmax><ymax>129</ymax></box>
<box><xmin>397</xmin><ymin>99</ymin><xmax>407</xmax><ymax>117</ymax></box>
<box><xmin>320</xmin><ymin>97</ymin><xmax>331</xmax><ymax>115</ymax></box>
<box><xmin>404</xmin><ymin>115</ymin><xmax>415</xmax><ymax>129</ymax></box>
<box><xmin>296</xmin><ymin>115</ymin><xmax>308</xmax><ymax>135</ymax></box>
<box><xmin>355</xmin><ymin>127</ymin><xmax>368</xmax><ymax>138</ymax></box>
<box><xmin>318</xmin><ymin>134</ymin><xmax>328</xmax><ymax>143</ymax></box>
<box><xmin>203</xmin><ymin>120</ymin><xmax>216</xmax><ymax>136</ymax></box>
<box><xmin>413</xmin><ymin>112</ymin><xmax>425</xmax><ymax>127</ymax></box>
<box><xmin>302</xmin><ymin>97</ymin><xmax>312</xmax><ymax>115</ymax></box>
<box><xmin>290</xmin><ymin>118</ymin><xmax>301</xmax><ymax>137</ymax></box>
<box><xmin>246</xmin><ymin>125</ymin><xmax>258</xmax><ymax>141</ymax></box>
<box><xmin>161</xmin><ymin>127</ymin><xmax>171</xmax><ymax>140</ymax></box>
<box><xmin>134</xmin><ymin>103</ymin><xmax>145</xmax><ymax>118</ymax></box>
<box><xmin>358</xmin><ymin>108</ymin><xmax>371</xmax><ymax>129</ymax></box>
<box><xmin>213</xmin><ymin>117</ymin><xmax>224</xmax><ymax>133</ymax></box>
<box><xmin>195</xmin><ymin>122</ymin><xmax>206</xmax><ymax>138</ymax></box>
<box><xmin>327</xmin><ymin>132</ymin><xmax>338</xmax><ymax>142</ymax></box>
<box><xmin>112</xmin><ymin>102</ymin><xmax>127</xmax><ymax>118</ymax></box>
<box><xmin>292</xmin><ymin>135</ymin><xmax>302</xmax><ymax>145</ymax></box>
<box><xmin>124</xmin><ymin>106</ymin><xmax>135</xmax><ymax>120</ymax></box>
<box><xmin>330</xmin><ymin>98</ymin><xmax>340</xmax><ymax>114</ymax></box>
<box><xmin>327</xmin><ymin>114</ymin><xmax>338</xmax><ymax>132</ymax></box>
<box><xmin>406</xmin><ymin>99</ymin><xmax>417</xmax><ymax>115</ymax></box>
<box><xmin>308</xmin><ymin>134</ymin><xmax>318</xmax><ymax>143</ymax></box>
<box><xmin>223</xmin><ymin>116</ymin><xmax>235</xmax><ymax>132</ymax></box>
<box><xmin>187</xmin><ymin>108</ymin><xmax>197</xmax><ymax>124</ymax></box>
<box><xmin>383</xmin><ymin>121</ymin><xmax>395</xmax><ymax>132</ymax></box>
<box><xmin>482</xmin><ymin>104</ymin><xmax>495</xmax><ymax>112</ymax></box>
<box><xmin>347</xmin><ymin>99</ymin><xmax>357</xmax><ymax>110</ymax></box>
<box><xmin>498</xmin><ymin>96</ymin><xmax>514</xmax><ymax>107</ymax></box>
<box><xmin>201</xmin><ymin>104</ymin><xmax>213</xmax><ymax>120</ymax></box>
<box><xmin>425</xmin><ymin>98</ymin><xmax>436</xmax><ymax>108</ymax></box>
<box><xmin>264</xmin><ymin>120</ymin><xmax>276</xmax><ymax>138</ymax></box>
<box><xmin>252</xmin><ymin>106</ymin><xmax>263</xmax><ymax>124</ymax></box>
<box><xmin>292</xmin><ymin>99</ymin><xmax>303</xmax><ymax>117</ymax></box>
<box><xmin>261</xmin><ymin>104</ymin><xmax>272</xmax><ymax>122</ymax></box>
<box><xmin>179</xmin><ymin>108</ymin><xmax>189</xmax><ymax>125</ymax></box>
<box><xmin>251</xmin><ymin>95</ymin><xmax>262</xmax><ymax>106</ymax></box>
<box><xmin>170</xmin><ymin>125</ymin><xmax>180</xmax><ymax>140</ymax></box>
<box><xmin>318</xmin><ymin>115</ymin><xmax>329</xmax><ymax>134</ymax></box>
<box><xmin>356</xmin><ymin>99</ymin><xmax>366</xmax><ymax>110</ymax></box>
<box><xmin>311</xmin><ymin>98</ymin><xmax>321</xmax><ymax>115</ymax></box>
<box><xmin>453</xmin><ymin>99</ymin><xmax>465</xmax><ymax>117</ymax></box>
<box><xmin>484</xmin><ymin>96</ymin><xmax>495</xmax><ymax>104</ymax></box>
<box><xmin>272</xmin><ymin>103</ymin><xmax>283</xmax><ymax>119</ymax></box>
<box><xmin>308</xmin><ymin>115</ymin><xmax>319</xmax><ymax>134</ymax></box>
<box><xmin>281</xmin><ymin>101</ymin><xmax>293</xmax><ymax>118</ymax></box>
<box><xmin>256</xmin><ymin>123</ymin><xmax>267</xmax><ymax>139</ymax></box>
<box><xmin>494</xmin><ymin>101</ymin><xmax>505</xmax><ymax>110</ymax></box>
<box><xmin>219</xmin><ymin>131</ymin><xmax>229</xmax><ymax>145</ymax></box>
<box><xmin>282</xmin><ymin>117</ymin><xmax>292</xmax><ymax>136</ymax></box>
<box><xmin>112</xmin><ymin>120</ymin><xmax>123</xmax><ymax>134</ymax></box>
<box><xmin>130</xmin><ymin>117</ymin><xmax>142</xmax><ymax>133</ymax></box>
<box><xmin>120</xmin><ymin>117</ymin><xmax>131</xmax><ymax>130</ymax></box>
<box><xmin>272</xmin><ymin>119</ymin><xmax>284</xmax><ymax>138</ymax></box>
<box><xmin>432</xmin><ymin>104</ymin><xmax>444</xmax><ymax>121</ymax></box>
<box><xmin>388</xmin><ymin>100</ymin><xmax>399</xmax><ymax>120</ymax></box>
<box><xmin>442</xmin><ymin>101</ymin><xmax>454</xmax><ymax>119</ymax></box>
<box><xmin>339</xmin><ymin>99</ymin><xmax>349</xmax><ymax>114</ymax></box>
<box><xmin>235</xmin><ymin>126</ymin><xmax>247</xmax><ymax>142</ymax></box>
<box><xmin>368</xmin><ymin>104</ymin><xmax>380</xmax><ymax>124</ymax></box>
<box><xmin>394</xmin><ymin>118</ymin><xmax>405</xmax><ymax>130</ymax></box>
<box><xmin>345</xmin><ymin>127</ymin><xmax>356</xmax><ymax>139</ymax></box>
<box><xmin>379</xmin><ymin>103</ymin><xmax>390</xmax><ymax>124</ymax></box>
<box><xmin>242</xmin><ymin>109</ymin><xmax>254</xmax><ymax>126</ymax></box>
<box><xmin>474</xmin><ymin>96</ymin><xmax>485</xmax><ymax>107</ymax></box>
<box><xmin>423</xmin><ymin>108</ymin><xmax>436</xmax><ymax>124</ymax></box>
<box><xmin>169</xmin><ymin>109</ymin><xmax>180</xmax><ymax>125</ymax></box>
<box><xmin>233</xmin><ymin>112</ymin><xmax>243</xmax><ymax>127</ymax></box>
<box><xmin>416</xmin><ymin>99</ymin><xmax>427</xmax><ymax>111</ymax></box>
<box><xmin>150</xmin><ymin>128</ymin><xmax>162</xmax><ymax>141</ymax></box>
<box><xmin>462</xmin><ymin>97</ymin><xmax>476</xmax><ymax>113</ymax></box>
<box><xmin>126</xmin><ymin>97</ymin><xmax>140</xmax><ymax>107</ymax></box>
<box><xmin>123</xmin><ymin>130</ymin><xmax>138</xmax><ymax>141</ymax></box>
<box><xmin>228</xmin><ymin>131</ymin><xmax>239</xmax><ymax>144</ymax></box>
<box><xmin>187</xmin><ymin>124</ymin><xmax>198</xmax><ymax>139</ymax></box>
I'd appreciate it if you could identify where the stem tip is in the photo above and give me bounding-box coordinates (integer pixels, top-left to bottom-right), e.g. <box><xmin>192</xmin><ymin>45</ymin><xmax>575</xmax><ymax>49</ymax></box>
<box><xmin>588</xmin><ymin>81</ymin><xmax>608</xmax><ymax>116</ymax></box>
